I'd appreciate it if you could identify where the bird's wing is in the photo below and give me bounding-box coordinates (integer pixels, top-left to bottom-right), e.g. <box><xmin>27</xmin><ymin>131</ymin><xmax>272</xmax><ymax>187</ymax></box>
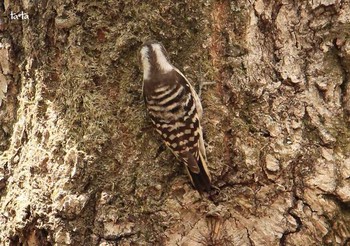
<box><xmin>173</xmin><ymin>67</ymin><xmax>203</xmax><ymax>119</ymax></box>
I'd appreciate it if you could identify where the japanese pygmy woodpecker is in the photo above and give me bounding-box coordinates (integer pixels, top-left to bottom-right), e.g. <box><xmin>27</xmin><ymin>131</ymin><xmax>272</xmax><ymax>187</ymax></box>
<box><xmin>140</xmin><ymin>41</ymin><xmax>211</xmax><ymax>191</ymax></box>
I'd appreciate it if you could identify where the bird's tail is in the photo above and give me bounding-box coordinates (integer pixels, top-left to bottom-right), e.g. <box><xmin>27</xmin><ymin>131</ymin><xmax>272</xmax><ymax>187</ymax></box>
<box><xmin>185</xmin><ymin>151</ymin><xmax>212</xmax><ymax>192</ymax></box>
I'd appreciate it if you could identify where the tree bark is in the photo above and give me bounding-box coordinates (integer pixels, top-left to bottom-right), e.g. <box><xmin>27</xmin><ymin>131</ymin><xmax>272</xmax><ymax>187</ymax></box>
<box><xmin>0</xmin><ymin>0</ymin><xmax>349</xmax><ymax>245</ymax></box>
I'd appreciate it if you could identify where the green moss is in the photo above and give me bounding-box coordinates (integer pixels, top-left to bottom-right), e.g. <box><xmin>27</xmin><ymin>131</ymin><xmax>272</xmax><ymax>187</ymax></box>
<box><xmin>331</xmin><ymin>119</ymin><xmax>350</xmax><ymax>155</ymax></box>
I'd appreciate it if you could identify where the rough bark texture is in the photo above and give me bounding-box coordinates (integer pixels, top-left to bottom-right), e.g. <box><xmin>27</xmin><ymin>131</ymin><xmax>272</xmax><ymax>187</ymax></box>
<box><xmin>0</xmin><ymin>0</ymin><xmax>350</xmax><ymax>245</ymax></box>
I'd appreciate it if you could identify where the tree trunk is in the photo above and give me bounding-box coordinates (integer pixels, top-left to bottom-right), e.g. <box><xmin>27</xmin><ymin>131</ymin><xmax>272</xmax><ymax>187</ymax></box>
<box><xmin>0</xmin><ymin>0</ymin><xmax>349</xmax><ymax>245</ymax></box>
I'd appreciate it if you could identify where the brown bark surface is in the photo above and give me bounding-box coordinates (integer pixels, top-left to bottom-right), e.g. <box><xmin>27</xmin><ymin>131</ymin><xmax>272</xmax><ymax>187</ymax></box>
<box><xmin>0</xmin><ymin>0</ymin><xmax>349</xmax><ymax>245</ymax></box>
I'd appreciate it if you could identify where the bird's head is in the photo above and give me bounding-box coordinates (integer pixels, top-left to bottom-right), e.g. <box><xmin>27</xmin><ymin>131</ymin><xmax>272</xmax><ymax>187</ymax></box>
<box><xmin>140</xmin><ymin>41</ymin><xmax>173</xmax><ymax>80</ymax></box>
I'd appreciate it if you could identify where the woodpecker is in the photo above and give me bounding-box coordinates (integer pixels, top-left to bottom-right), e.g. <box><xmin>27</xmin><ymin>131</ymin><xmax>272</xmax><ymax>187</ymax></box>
<box><xmin>140</xmin><ymin>41</ymin><xmax>211</xmax><ymax>191</ymax></box>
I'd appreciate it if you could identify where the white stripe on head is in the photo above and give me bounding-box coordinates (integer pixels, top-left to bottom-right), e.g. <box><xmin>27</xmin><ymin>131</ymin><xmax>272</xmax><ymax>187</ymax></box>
<box><xmin>151</xmin><ymin>44</ymin><xmax>173</xmax><ymax>73</ymax></box>
<box><xmin>140</xmin><ymin>46</ymin><xmax>151</xmax><ymax>80</ymax></box>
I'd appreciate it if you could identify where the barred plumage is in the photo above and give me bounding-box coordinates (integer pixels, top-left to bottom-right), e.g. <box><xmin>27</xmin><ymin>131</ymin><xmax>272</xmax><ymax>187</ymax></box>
<box><xmin>140</xmin><ymin>41</ymin><xmax>211</xmax><ymax>191</ymax></box>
